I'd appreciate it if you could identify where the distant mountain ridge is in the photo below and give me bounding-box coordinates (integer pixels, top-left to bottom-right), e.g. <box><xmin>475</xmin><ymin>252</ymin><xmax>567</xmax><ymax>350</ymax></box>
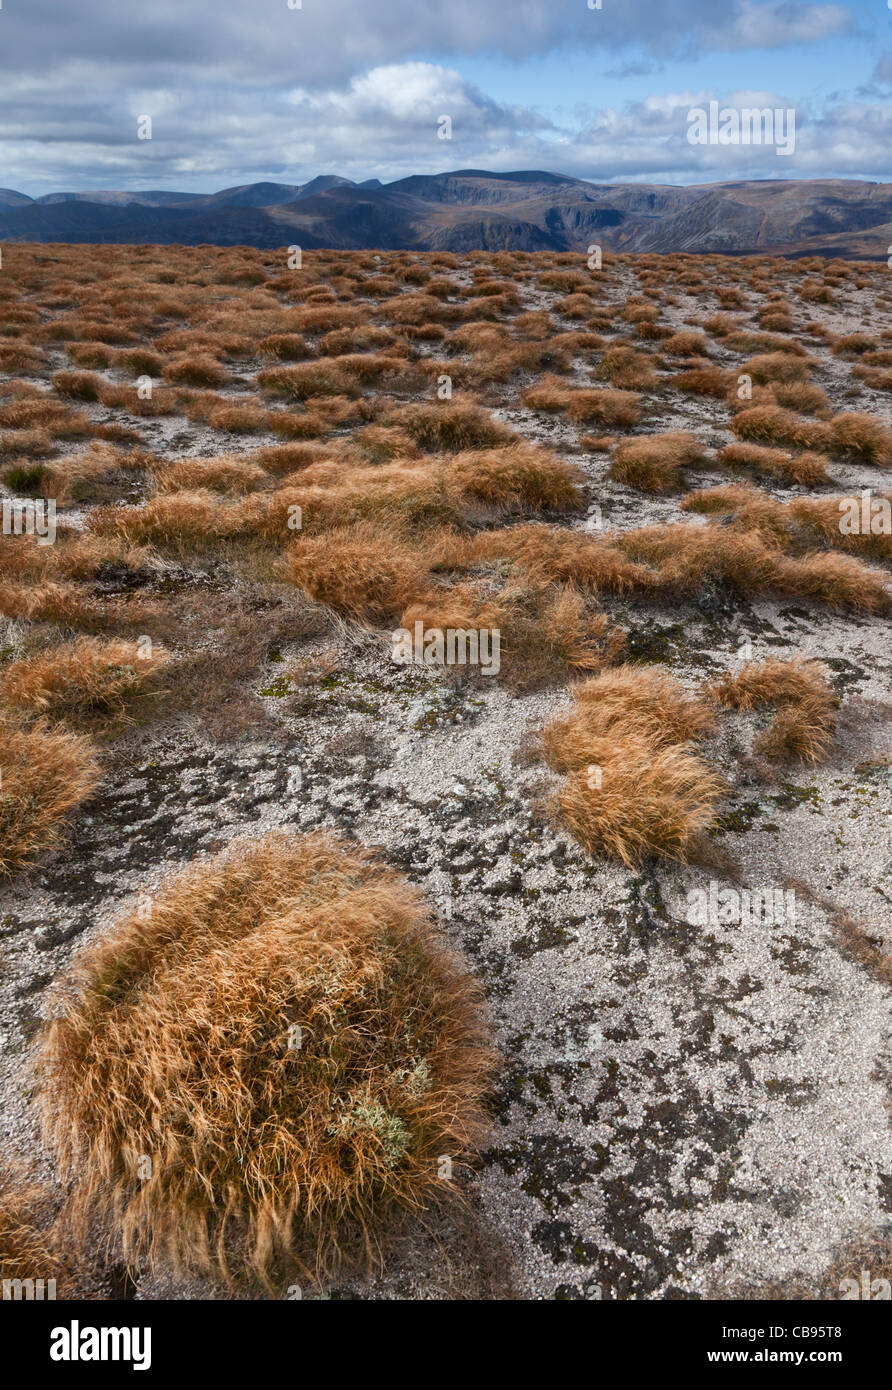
<box><xmin>1</xmin><ymin>171</ymin><xmax>890</xmax><ymax>258</ymax></box>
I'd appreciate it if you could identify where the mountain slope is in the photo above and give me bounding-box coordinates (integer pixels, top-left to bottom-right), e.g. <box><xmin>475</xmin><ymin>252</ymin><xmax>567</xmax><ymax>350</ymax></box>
<box><xmin>1</xmin><ymin>172</ymin><xmax>890</xmax><ymax>257</ymax></box>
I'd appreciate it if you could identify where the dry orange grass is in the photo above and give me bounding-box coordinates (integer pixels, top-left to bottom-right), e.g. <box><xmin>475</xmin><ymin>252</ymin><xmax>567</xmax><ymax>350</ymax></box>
<box><xmin>608</xmin><ymin>430</ymin><xmax>708</xmax><ymax>494</ymax></box>
<box><xmin>288</xmin><ymin>523</ymin><xmax>427</xmax><ymax>623</ymax></box>
<box><xmin>38</xmin><ymin>830</ymin><xmax>495</xmax><ymax>1285</ymax></box>
<box><xmin>88</xmin><ymin>491</ymin><xmax>235</xmax><ymax>551</ymax></box>
<box><xmin>593</xmin><ymin>346</ymin><xmax>658</xmax><ymax>390</ymax></box>
<box><xmin>151</xmin><ymin>456</ymin><xmax>267</xmax><ymax>496</ymax></box>
<box><xmin>543</xmin><ymin>664</ymin><xmax>716</xmax><ymax>770</ymax></box>
<box><xmin>730</xmin><ymin>404</ymin><xmax>828</xmax><ymax>451</ymax></box>
<box><xmin>718</xmin><ymin>442</ymin><xmax>829</xmax><ymax>486</ymax></box>
<box><xmin>790</xmin><ymin>494</ymin><xmax>892</xmax><ymax>561</ymax></box>
<box><xmin>7</xmin><ymin>442</ymin><xmax>144</xmax><ymax>505</ymax></box>
<box><xmin>0</xmin><ymin>637</ymin><xmax>167</xmax><ymax>719</ymax></box>
<box><xmin>613</xmin><ymin>520</ymin><xmax>890</xmax><ymax>612</ymax></box>
<box><xmin>447</xmin><ymin>443</ymin><xmax>582</xmax><ymax>512</ymax></box>
<box><xmin>543</xmin><ymin>666</ymin><xmax>722</xmax><ymax>864</ymax></box>
<box><xmin>827</xmin><ymin>412</ymin><xmax>892</xmax><ymax>465</ymax></box>
<box><xmin>0</xmin><ymin>1168</ymin><xmax>63</xmax><ymax>1288</ymax></box>
<box><xmin>466</xmin><ymin>524</ymin><xmax>649</xmax><ymax>596</ymax></box>
<box><xmin>741</xmin><ymin>352</ymin><xmax>812</xmax><ymax>384</ymax></box>
<box><xmin>661</xmin><ymin>330</ymin><xmax>709</xmax><ymax>357</ymax></box>
<box><xmin>522</xmin><ymin>376</ymin><xmax>641</xmax><ymax>427</ymax></box>
<box><xmin>390</xmin><ymin>401</ymin><xmax>514</xmax><ymax>452</ymax></box>
<box><xmin>402</xmin><ymin>580</ymin><xmax>621</xmax><ymax>692</ymax></box>
<box><xmin>708</xmin><ymin>658</ymin><xmax>837</xmax><ymax>763</ymax></box>
<box><xmin>257</xmin><ymin>361</ymin><xmax>360</xmax><ymax>400</ymax></box>
<box><xmin>0</xmin><ymin>718</ymin><xmax>101</xmax><ymax>875</ymax></box>
<box><xmin>0</xmin><ymin>579</ymin><xmax>157</xmax><ymax>634</ymax></box>
<box><xmin>673</xmin><ymin>363</ymin><xmax>733</xmax><ymax>397</ymax></box>
<box><xmin>554</xmin><ymin>737</ymin><xmax>723</xmax><ymax>865</ymax></box>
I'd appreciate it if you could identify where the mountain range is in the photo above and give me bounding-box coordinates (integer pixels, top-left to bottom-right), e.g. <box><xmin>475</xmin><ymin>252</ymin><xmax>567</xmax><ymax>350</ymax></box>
<box><xmin>2</xmin><ymin>170</ymin><xmax>891</xmax><ymax>258</ymax></box>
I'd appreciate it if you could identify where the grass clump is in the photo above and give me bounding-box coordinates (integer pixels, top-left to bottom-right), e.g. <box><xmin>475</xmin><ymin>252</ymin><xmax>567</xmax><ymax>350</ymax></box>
<box><xmin>608</xmin><ymin>430</ymin><xmax>707</xmax><ymax>494</ymax></box>
<box><xmin>38</xmin><ymin>830</ymin><xmax>494</xmax><ymax>1285</ymax></box>
<box><xmin>718</xmin><ymin>442</ymin><xmax>829</xmax><ymax>486</ymax></box>
<box><xmin>543</xmin><ymin>666</ymin><xmax>722</xmax><ymax>865</ymax></box>
<box><xmin>523</xmin><ymin>377</ymin><xmax>641</xmax><ymax>427</ymax></box>
<box><xmin>288</xmin><ymin>523</ymin><xmax>427</xmax><ymax>623</ymax></box>
<box><xmin>0</xmin><ymin>637</ymin><xmax>167</xmax><ymax>719</ymax></box>
<box><xmin>0</xmin><ymin>718</ymin><xmax>101</xmax><ymax>875</ymax></box>
<box><xmin>707</xmin><ymin>657</ymin><xmax>837</xmax><ymax>764</ymax></box>
<box><xmin>0</xmin><ymin>1168</ymin><xmax>65</xmax><ymax>1289</ymax></box>
<box><xmin>391</xmin><ymin>401</ymin><xmax>514</xmax><ymax>452</ymax></box>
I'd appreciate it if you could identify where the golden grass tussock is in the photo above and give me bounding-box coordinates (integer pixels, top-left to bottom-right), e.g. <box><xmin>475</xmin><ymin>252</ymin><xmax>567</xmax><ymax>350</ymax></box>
<box><xmin>826</xmin><ymin>411</ymin><xmax>892</xmax><ymax>465</ymax></box>
<box><xmin>390</xmin><ymin>401</ymin><xmax>515</xmax><ymax>452</ymax></box>
<box><xmin>288</xmin><ymin>523</ymin><xmax>428</xmax><ymax>623</ymax></box>
<box><xmin>764</xmin><ymin>381</ymin><xmax>830</xmax><ymax>416</ymax></box>
<box><xmin>543</xmin><ymin>667</ymin><xmax>722</xmax><ymax>865</ymax></box>
<box><xmin>467</xmin><ymin>524</ymin><xmax>651</xmax><ymax>596</ymax></box>
<box><xmin>790</xmin><ymin>494</ymin><xmax>892</xmax><ymax>561</ymax></box>
<box><xmin>6</xmin><ymin>442</ymin><xmax>144</xmax><ymax>506</ymax></box>
<box><xmin>608</xmin><ymin>430</ymin><xmax>708</xmax><ymax>494</ymax></box>
<box><xmin>522</xmin><ymin>376</ymin><xmax>641</xmax><ymax>427</ymax></box>
<box><xmin>717</xmin><ymin>442</ymin><xmax>829</xmax><ymax>486</ymax></box>
<box><xmin>741</xmin><ymin>352</ymin><xmax>812</xmax><ymax>384</ymax></box>
<box><xmin>0</xmin><ymin>580</ymin><xmax>157</xmax><ymax>634</ymax></box>
<box><xmin>730</xmin><ymin>404</ymin><xmax>828</xmax><ymax>451</ymax></box>
<box><xmin>160</xmin><ymin>355</ymin><xmax>230</xmax><ymax>388</ymax></box>
<box><xmin>554</xmin><ymin>738</ymin><xmax>723</xmax><ymax>866</ymax></box>
<box><xmin>593</xmin><ymin>346</ymin><xmax>658</xmax><ymax>390</ymax></box>
<box><xmin>0</xmin><ymin>718</ymin><xmax>102</xmax><ymax>876</ymax></box>
<box><xmin>151</xmin><ymin>456</ymin><xmax>267</xmax><ymax>496</ymax></box>
<box><xmin>447</xmin><ymin>443</ymin><xmax>582</xmax><ymax>512</ymax></box>
<box><xmin>543</xmin><ymin>664</ymin><xmax>716</xmax><ymax>771</ymax></box>
<box><xmin>707</xmin><ymin>657</ymin><xmax>837</xmax><ymax>763</ymax></box>
<box><xmin>88</xmin><ymin>491</ymin><xmax>233</xmax><ymax>550</ymax></box>
<box><xmin>257</xmin><ymin>361</ymin><xmax>361</xmax><ymax>400</ymax></box>
<box><xmin>661</xmin><ymin>330</ymin><xmax>709</xmax><ymax>357</ymax></box>
<box><xmin>0</xmin><ymin>1168</ymin><xmax>63</xmax><ymax>1288</ymax></box>
<box><xmin>402</xmin><ymin>580</ymin><xmax>622</xmax><ymax>692</ymax></box>
<box><xmin>613</xmin><ymin>519</ymin><xmax>890</xmax><ymax>611</ymax></box>
<box><xmin>0</xmin><ymin>637</ymin><xmax>168</xmax><ymax>719</ymax></box>
<box><xmin>673</xmin><ymin>363</ymin><xmax>734</xmax><ymax>397</ymax></box>
<box><xmin>38</xmin><ymin>830</ymin><xmax>495</xmax><ymax>1285</ymax></box>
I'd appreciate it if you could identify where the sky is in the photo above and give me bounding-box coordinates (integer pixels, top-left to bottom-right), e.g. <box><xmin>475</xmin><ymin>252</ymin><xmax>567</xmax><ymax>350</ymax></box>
<box><xmin>1</xmin><ymin>0</ymin><xmax>892</xmax><ymax>196</ymax></box>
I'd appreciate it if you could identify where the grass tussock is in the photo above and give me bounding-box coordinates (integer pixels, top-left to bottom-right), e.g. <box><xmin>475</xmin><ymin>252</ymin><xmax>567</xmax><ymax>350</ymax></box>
<box><xmin>447</xmin><ymin>443</ymin><xmax>582</xmax><ymax>512</ymax></box>
<box><xmin>826</xmin><ymin>411</ymin><xmax>892</xmax><ymax>465</ymax></box>
<box><xmin>0</xmin><ymin>1168</ymin><xmax>63</xmax><ymax>1288</ymax></box>
<box><xmin>39</xmin><ymin>830</ymin><xmax>495</xmax><ymax>1285</ymax></box>
<box><xmin>608</xmin><ymin>430</ymin><xmax>707</xmax><ymax>494</ymax></box>
<box><xmin>730</xmin><ymin>404</ymin><xmax>828</xmax><ymax>451</ymax></box>
<box><xmin>707</xmin><ymin>657</ymin><xmax>837</xmax><ymax>763</ymax></box>
<box><xmin>543</xmin><ymin>667</ymin><xmax>722</xmax><ymax>865</ymax></box>
<box><xmin>390</xmin><ymin>401</ymin><xmax>514</xmax><ymax>452</ymax></box>
<box><xmin>0</xmin><ymin>718</ymin><xmax>101</xmax><ymax>876</ymax></box>
<box><xmin>718</xmin><ymin>442</ymin><xmax>829</xmax><ymax>486</ymax></box>
<box><xmin>0</xmin><ymin>637</ymin><xmax>167</xmax><ymax>719</ymax></box>
<box><xmin>402</xmin><ymin>580</ymin><xmax>622</xmax><ymax>692</ymax></box>
<box><xmin>593</xmin><ymin>346</ymin><xmax>658</xmax><ymax>390</ymax></box>
<box><xmin>288</xmin><ymin>523</ymin><xmax>427</xmax><ymax>623</ymax></box>
<box><xmin>522</xmin><ymin>376</ymin><xmax>641</xmax><ymax>427</ymax></box>
<box><xmin>151</xmin><ymin>456</ymin><xmax>267</xmax><ymax>496</ymax></box>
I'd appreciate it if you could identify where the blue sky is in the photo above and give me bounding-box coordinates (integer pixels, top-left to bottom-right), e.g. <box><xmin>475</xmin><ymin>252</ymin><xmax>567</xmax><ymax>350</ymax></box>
<box><xmin>1</xmin><ymin>0</ymin><xmax>891</xmax><ymax>194</ymax></box>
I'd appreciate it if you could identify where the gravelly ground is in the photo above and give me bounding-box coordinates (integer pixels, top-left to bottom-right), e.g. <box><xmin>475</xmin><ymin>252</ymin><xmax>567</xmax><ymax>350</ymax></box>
<box><xmin>1</xmin><ymin>256</ymin><xmax>891</xmax><ymax>1301</ymax></box>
